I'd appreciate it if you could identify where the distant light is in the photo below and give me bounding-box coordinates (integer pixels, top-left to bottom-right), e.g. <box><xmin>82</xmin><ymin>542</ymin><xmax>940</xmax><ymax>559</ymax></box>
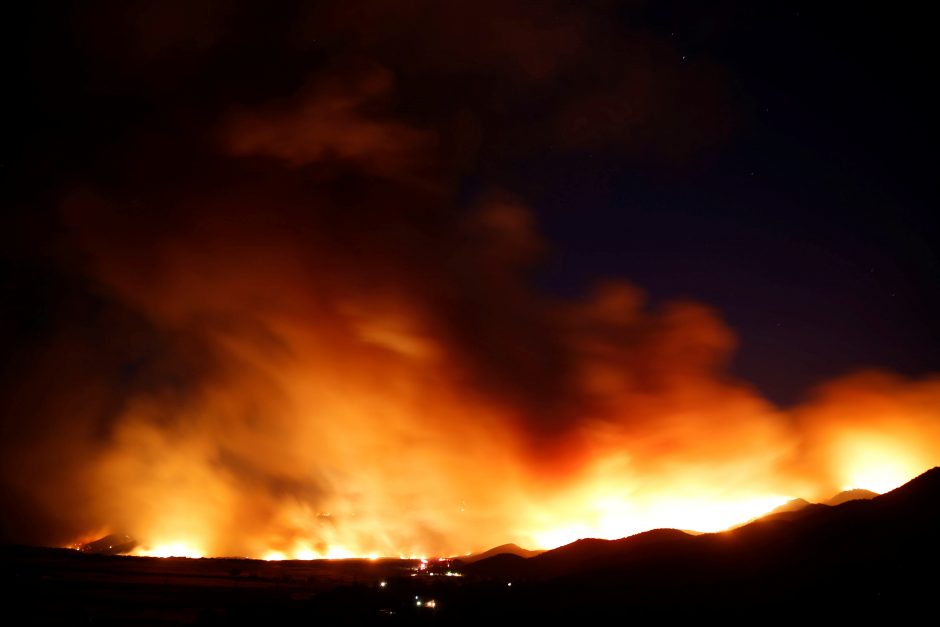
<box><xmin>137</xmin><ymin>543</ymin><xmax>204</xmax><ymax>559</ymax></box>
<box><xmin>426</xmin><ymin>600</ymin><xmax>437</xmax><ymax>609</ymax></box>
<box><xmin>507</xmin><ymin>582</ymin><xmax>512</xmax><ymax>587</ymax></box>
<box><xmin>379</xmin><ymin>581</ymin><xmax>386</xmax><ymax>588</ymax></box>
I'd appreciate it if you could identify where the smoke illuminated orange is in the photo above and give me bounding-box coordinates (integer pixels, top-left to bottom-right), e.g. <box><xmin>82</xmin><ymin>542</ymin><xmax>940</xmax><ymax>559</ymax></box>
<box><xmin>68</xmin><ymin>321</ymin><xmax>940</xmax><ymax>559</ymax></box>
<box><xmin>45</xmin><ymin>131</ymin><xmax>940</xmax><ymax>562</ymax></box>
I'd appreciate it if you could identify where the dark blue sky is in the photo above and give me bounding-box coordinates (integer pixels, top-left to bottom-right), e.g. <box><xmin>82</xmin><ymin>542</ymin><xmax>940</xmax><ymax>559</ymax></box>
<box><xmin>509</xmin><ymin>2</ymin><xmax>939</xmax><ymax>404</ymax></box>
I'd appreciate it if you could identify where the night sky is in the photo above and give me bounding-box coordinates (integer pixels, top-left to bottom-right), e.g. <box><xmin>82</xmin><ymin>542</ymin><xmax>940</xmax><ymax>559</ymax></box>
<box><xmin>504</xmin><ymin>4</ymin><xmax>940</xmax><ymax>405</ymax></box>
<box><xmin>2</xmin><ymin>1</ymin><xmax>939</xmax><ymax>551</ymax></box>
<box><xmin>8</xmin><ymin>1</ymin><xmax>937</xmax><ymax>405</ymax></box>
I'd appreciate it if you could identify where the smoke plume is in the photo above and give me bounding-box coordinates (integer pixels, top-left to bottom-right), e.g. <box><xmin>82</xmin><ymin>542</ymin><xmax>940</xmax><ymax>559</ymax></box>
<box><xmin>2</xmin><ymin>0</ymin><xmax>937</xmax><ymax>557</ymax></box>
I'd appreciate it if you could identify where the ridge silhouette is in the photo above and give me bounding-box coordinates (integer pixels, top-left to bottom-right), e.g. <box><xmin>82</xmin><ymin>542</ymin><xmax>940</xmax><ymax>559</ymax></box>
<box><xmin>461</xmin><ymin>467</ymin><xmax>940</xmax><ymax>619</ymax></box>
<box><xmin>5</xmin><ymin>468</ymin><xmax>937</xmax><ymax>622</ymax></box>
<box><xmin>459</xmin><ymin>543</ymin><xmax>542</xmax><ymax>563</ymax></box>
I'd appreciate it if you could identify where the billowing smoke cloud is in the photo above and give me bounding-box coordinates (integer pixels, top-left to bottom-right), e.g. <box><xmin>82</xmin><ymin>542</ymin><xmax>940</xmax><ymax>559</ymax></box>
<box><xmin>2</xmin><ymin>0</ymin><xmax>937</xmax><ymax>557</ymax></box>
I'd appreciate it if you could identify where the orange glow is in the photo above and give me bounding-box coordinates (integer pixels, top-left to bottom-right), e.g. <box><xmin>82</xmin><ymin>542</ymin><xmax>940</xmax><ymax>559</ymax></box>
<box><xmin>66</xmin><ymin>360</ymin><xmax>940</xmax><ymax>558</ymax></box>
<box><xmin>66</xmin><ymin>528</ymin><xmax>113</xmax><ymax>550</ymax></box>
<box><xmin>133</xmin><ymin>543</ymin><xmax>204</xmax><ymax>559</ymax></box>
<box><xmin>55</xmin><ymin>188</ymin><xmax>940</xmax><ymax>559</ymax></box>
<box><xmin>528</xmin><ymin>492</ymin><xmax>792</xmax><ymax>548</ymax></box>
<box><xmin>836</xmin><ymin>436</ymin><xmax>920</xmax><ymax>494</ymax></box>
<box><xmin>518</xmin><ymin>454</ymin><xmax>796</xmax><ymax>548</ymax></box>
<box><xmin>794</xmin><ymin>371</ymin><xmax>940</xmax><ymax>500</ymax></box>
<box><xmin>2</xmin><ymin>6</ymin><xmax>931</xmax><ymax>566</ymax></box>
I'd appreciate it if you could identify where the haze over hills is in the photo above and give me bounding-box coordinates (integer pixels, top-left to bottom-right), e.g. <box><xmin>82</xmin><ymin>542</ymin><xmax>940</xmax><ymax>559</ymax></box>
<box><xmin>756</xmin><ymin>488</ymin><xmax>879</xmax><ymax>519</ymax></box>
<box><xmin>77</xmin><ymin>485</ymin><xmax>882</xmax><ymax>557</ymax></box>
<box><xmin>458</xmin><ymin>466</ymin><xmax>940</xmax><ymax>618</ymax></box>
<box><xmin>724</xmin><ymin>487</ymin><xmax>878</xmax><ymax>528</ymax></box>
<box><xmin>460</xmin><ymin>543</ymin><xmax>542</xmax><ymax>563</ymax></box>
<box><xmin>825</xmin><ymin>488</ymin><xmax>879</xmax><ymax>505</ymax></box>
<box><xmin>766</xmin><ymin>497</ymin><xmax>813</xmax><ymax>514</ymax></box>
<box><xmin>458</xmin><ymin>484</ymin><xmax>881</xmax><ymax>560</ymax></box>
<box><xmin>5</xmin><ymin>468</ymin><xmax>938</xmax><ymax>623</ymax></box>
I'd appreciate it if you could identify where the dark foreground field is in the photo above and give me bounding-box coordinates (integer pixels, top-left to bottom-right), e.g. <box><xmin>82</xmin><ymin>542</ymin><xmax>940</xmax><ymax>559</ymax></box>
<box><xmin>2</xmin><ymin>547</ymin><xmax>457</xmax><ymax>625</ymax></box>
<box><xmin>4</xmin><ymin>467</ymin><xmax>940</xmax><ymax>625</ymax></box>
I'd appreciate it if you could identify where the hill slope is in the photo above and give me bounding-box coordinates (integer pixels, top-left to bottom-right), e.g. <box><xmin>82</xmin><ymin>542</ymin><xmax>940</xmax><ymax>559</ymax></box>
<box><xmin>459</xmin><ymin>543</ymin><xmax>541</xmax><ymax>563</ymax></box>
<box><xmin>462</xmin><ymin>467</ymin><xmax>940</xmax><ymax>619</ymax></box>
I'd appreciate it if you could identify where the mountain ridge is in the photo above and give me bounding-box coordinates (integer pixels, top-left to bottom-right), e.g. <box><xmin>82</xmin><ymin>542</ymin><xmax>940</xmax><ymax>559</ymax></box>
<box><xmin>456</xmin><ymin>467</ymin><xmax>940</xmax><ymax>619</ymax></box>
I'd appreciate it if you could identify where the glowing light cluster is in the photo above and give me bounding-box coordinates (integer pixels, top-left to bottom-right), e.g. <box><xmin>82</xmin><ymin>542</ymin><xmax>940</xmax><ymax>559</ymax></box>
<box><xmin>261</xmin><ymin>544</ymin><xmax>358</xmax><ymax>561</ymax></box>
<box><xmin>133</xmin><ymin>543</ymin><xmax>204</xmax><ymax>559</ymax></box>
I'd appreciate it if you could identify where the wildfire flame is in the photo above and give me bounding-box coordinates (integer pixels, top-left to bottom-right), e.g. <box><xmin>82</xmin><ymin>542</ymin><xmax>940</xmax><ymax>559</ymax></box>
<box><xmin>66</xmin><ymin>364</ymin><xmax>939</xmax><ymax>559</ymax></box>
<box><xmin>50</xmin><ymin>205</ymin><xmax>940</xmax><ymax>559</ymax></box>
<box><xmin>42</xmin><ymin>193</ymin><xmax>940</xmax><ymax>559</ymax></box>
<box><xmin>133</xmin><ymin>543</ymin><xmax>204</xmax><ymax>559</ymax></box>
<box><xmin>6</xmin><ymin>7</ymin><xmax>938</xmax><ymax>560</ymax></box>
